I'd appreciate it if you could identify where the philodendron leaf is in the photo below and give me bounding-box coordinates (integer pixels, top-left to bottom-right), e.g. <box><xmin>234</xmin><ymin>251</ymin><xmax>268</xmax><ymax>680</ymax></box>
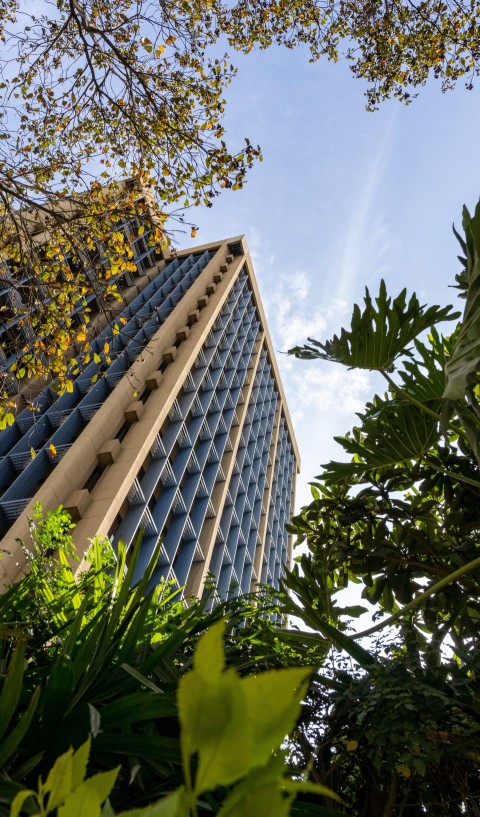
<box><xmin>323</xmin><ymin>398</ymin><xmax>438</xmax><ymax>483</ymax></box>
<box><xmin>444</xmin><ymin>202</ymin><xmax>480</xmax><ymax>400</ymax></box>
<box><xmin>289</xmin><ymin>279</ymin><xmax>459</xmax><ymax>372</ymax></box>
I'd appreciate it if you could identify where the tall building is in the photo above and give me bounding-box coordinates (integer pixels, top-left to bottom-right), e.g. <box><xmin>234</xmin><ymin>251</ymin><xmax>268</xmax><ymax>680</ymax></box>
<box><xmin>0</xmin><ymin>235</ymin><xmax>299</xmax><ymax>598</ymax></box>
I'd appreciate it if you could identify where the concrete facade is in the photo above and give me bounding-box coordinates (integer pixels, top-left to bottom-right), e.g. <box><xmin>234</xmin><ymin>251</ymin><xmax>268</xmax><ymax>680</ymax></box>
<box><xmin>0</xmin><ymin>237</ymin><xmax>299</xmax><ymax>599</ymax></box>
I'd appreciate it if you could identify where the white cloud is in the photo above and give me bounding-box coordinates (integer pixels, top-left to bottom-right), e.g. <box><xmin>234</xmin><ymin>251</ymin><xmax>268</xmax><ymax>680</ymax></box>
<box><xmin>246</xmin><ymin>228</ymin><xmax>377</xmax><ymax>505</ymax></box>
<box><xmin>289</xmin><ymin>364</ymin><xmax>372</xmax><ymax>419</ymax></box>
<box><xmin>334</xmin><ymin>112</ymin><xmax>398</xmax><ymax>300</ymax></box>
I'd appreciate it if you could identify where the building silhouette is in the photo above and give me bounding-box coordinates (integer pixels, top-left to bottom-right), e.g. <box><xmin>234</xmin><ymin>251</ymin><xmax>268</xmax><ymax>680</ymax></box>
<box><xmin>0</xmin><ymin>235</ymin><xmax>299</xmax><ymax>598</ymax></box>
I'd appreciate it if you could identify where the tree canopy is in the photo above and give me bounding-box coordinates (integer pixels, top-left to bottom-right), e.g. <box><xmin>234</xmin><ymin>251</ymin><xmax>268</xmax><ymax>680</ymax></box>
<box><xmin>285</xmin><ymin>202</ymin><xmax>480</xmax><ymax>815</ymax></box>
<box><xmin>1</xmin><ymin>0</ymin><xmax>480</xmax><ymax>424</ymax></box>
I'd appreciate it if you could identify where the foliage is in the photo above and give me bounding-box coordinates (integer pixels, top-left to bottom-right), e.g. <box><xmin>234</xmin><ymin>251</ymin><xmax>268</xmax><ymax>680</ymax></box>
<box><xmin>0</xmin><ymin>508</ymin><xmax>339</xmax><ymax>817</ymax></box>
<box><xmin>2</xmin><ymin>0</ymin><xmax>480</xmax><ymax>423</ymax></box>
<box><xmin>284</xmin><ymin>202</ymin><xmax>480</xmax><ymax>815</ymax></box>
<box><xmin>8</xmin><ymin>623</ymin><xmax>335</xmax><ymax>817</ymax></box>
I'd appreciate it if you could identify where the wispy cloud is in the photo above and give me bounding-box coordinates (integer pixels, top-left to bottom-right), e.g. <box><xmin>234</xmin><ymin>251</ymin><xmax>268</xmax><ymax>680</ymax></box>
<box><xmin>247</xmin><ymin>231</ymin><xmax>378</xmax><ymax>502</ymax></box>
<box><xmin>335</xmin><ymin>114</ymin><xmax>397</xmax><ymax>300</ymax></box>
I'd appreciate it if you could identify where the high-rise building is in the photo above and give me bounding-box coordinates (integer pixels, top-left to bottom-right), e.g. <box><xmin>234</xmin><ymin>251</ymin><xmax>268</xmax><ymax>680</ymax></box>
<box><xmin>0</xmin><ymin>235</ymin><xmax>299</xmax><ymax>599</ymax></box>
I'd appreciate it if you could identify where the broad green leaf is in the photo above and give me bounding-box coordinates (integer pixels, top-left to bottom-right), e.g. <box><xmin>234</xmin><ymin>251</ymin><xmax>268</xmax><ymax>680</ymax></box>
<box><xmin>323</xmin><ymin>399</ymin><xmax>438</xmax><ymax>483</ymax></box>
<box><xmin>241</xmin><ymin>668</ymin><xmax>311</xmax><ymax>768</ymax></box>
<box><xmin>179</xmin><ymin>657</ymin><xmax>250</xmax><ymax>792</ymax></box>
<box><xmin>44</xmin><ymin>746</ymin><xmax>74</xmax><ymax>811</ymax></box>
<box><xmin>43</xmin><ymin>739</ymin><xmax>91</xmax><ymax>812</ymax></box>
<box><xmin>218</xmin><ymin>784</ymin><xmax>292</xmax><ymax>817</ymax></box>
<box><xmin>217</xmin><ymin>756</ymin><xmax>291</xmax><ymax>817</ymax></box>
<box><xmin>290</xmin><ymin>280</ymin><xmax>458</xmax><ymax>371</ymax></box>
<box><xmin>399</xmin><ymin>328</ymin><xmax>454</xmax><ymax>404</ymax></box>
<box><xmin>192</xmin><ymin>616</ymin><xmax>225</xmax><ymax>678</ymax></box>
<box><xmin>71</xmin><ymin>738</ymin><xmax>91</xmax><ymax>791</ymax></box>
<box><xmin>57</xmin><ymin>785</ymin><xmax>102</xmax><ymax>817</ymax></box>
<box><xmin>444</xmin><ymin>202</ymin><xmax>480</xmax><ymax>400</ymax></box>
<box><xmin>57</xmin><ymin>768</ymin><xmax>119</xmax><ymax>817</ymax></box>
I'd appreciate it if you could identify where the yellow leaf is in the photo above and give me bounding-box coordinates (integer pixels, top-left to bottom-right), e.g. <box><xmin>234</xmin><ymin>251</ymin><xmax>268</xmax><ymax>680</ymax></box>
<box><xmin>30</xmin><ymin>447</ymin><xmax>36</xmax><ymax>459</ymax></box>
<box><xmin>401</xmin><ymin>765</ymin><xmax>411</xmax><ymax>779</ymax></box>
<box><xmin>138</xmin><ymin>226</ymin><xmax>145</xmax><ymax>236</ymax></box>
<box><xmin>346</xmin><ymin>740</ymin><xmax>358</xmax><ymax>752</ymax></box>
<box><xmin>103</xmin><ymin>342</ymin><xmax>109</xmax><ymax>354</ymax></box>
<box><xmin>120</xmin><ymin>317</ymin><xmax>127</xmax><ymax>325</ymax></box>
<box><xmin>165</xmin><ymin>35</ymin><xmax>176</xmax><ymax>45</ymax></box>
<box><xmin>191</xmin><ymin>227</ymin><xmax>197</xmax><ymax>238</ymax></box>
<box><xmin>49</xmin><ymin>443</ymin><xmax>57</xmax><ymax>458</ymax></box>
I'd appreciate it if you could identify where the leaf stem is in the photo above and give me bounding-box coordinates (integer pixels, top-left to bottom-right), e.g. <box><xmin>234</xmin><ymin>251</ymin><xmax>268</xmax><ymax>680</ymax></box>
<box><xmin>380</xmin><ymin>371</ymin><xmax>441</xmax><ymax>420</ymax></box>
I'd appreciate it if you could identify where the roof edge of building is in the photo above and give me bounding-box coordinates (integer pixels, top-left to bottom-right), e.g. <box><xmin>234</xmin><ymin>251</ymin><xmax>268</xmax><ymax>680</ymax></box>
<box><xmin>175</xmin><ymin>235</ymin><xmax>301</xmax><ymax>471</ymax></box>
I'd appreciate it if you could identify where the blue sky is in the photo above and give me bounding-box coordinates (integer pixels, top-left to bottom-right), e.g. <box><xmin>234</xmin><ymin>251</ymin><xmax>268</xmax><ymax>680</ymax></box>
<box><xmin>180</xmin><ymin>44</ymin><xmax>480</xmax><ymax>509</ymax></box>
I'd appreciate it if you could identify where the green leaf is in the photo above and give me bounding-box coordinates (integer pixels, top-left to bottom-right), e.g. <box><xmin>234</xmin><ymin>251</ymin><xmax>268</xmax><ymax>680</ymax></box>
<box><xmin>40</xmin><ymin>655</ymin><xmax>75</xmax><ymax>742</ymax></box>
<box><xmin>99</xmin><ymin>692</ymin><xmax>177</xmax><ymax>730</ymax></box>
<box><xmin>179</xmin><ymin>632</ymin><xmax>250</xmax><ymax>791</ymax></box>
<box><xmin>101</xmin><ymin>800</ymin><xmax>115</xmax><ymax>817</ymax></box>
<box><xmin>44</xmin><ymin>746</ymin><xmax>75</xmax><ymax>811</ymax></box>
<box><xmin>444</xmin><ymin>202</ymin><xmax>480</xmax><ymax>400</ymax></box>
<box><xmin>71</xmin><ymin>738</ymin><xmax>91</xmax><ymax>791</ymax></box>
<box><xmin>120</xmin><ymin>664</ymin><xmax>163</xmax><ymax>693</ymax></box>
<box><xmin>57</xmin><ymin>768</ymin><xmax>119</xmax><ymax>817</ymax></box>
<box><xmin>241</xmin><ymin>668</ymin><xmax>311</xmax><ymax>768</ymax></box>
<box><xmin>93</xmin><ymin>734</ymin><xmax>181</xmax><ymax>764</ymax></box>
<box><xmin>0</xmin><ymin>640</ymin><xmax>26</xmax><ymax>743</ymax></box>
<box><xmin>42</xmin><ymin>739</ymin><xmax>91</xmax><ymax>812</ymax></box>
<box><xmin>217</xmin><ymin>755</ymin><xmax>291</xmax><ymax>817</ymax></box>
<box><xmin>192</xmin><ymin>616</ymin><xmax>226</xmax><ymax>678</ymax></box>
<box><xmin>9</xmin><ymin>789</ymin><xmax>36</xmax><ymax>817</ymax></box>
<box><xmin>290</xmin><ymin>280</ymin><xmax>458</xmax><ymax>372</ymax></box>
<box><xmin>219</xmin><ymin>784</ymin><xmax>292</xmax><ymax>817</ymax></box>
<box><xmin>0</xmin><ymin>686</ymin><xmax>40</xmax><ymax>768</ymax></box>
<box><xmin>57</xmin><ymin>785</ymin><xmax>102</xmax><ymax>817</ymax></box>
<box><xmin>290</xmin><ymin>805</ymin><xmax>347</xmax><ymax>817</ymax></box>
<box><xmin>116</xmin><ymin>787</ymin><xmax>187</xmax><ymax>817</ymax></box>
<box><xmin>323</xmin><ymin>398</ymin><xmax>438</xmax><ymax>483</ymax></box>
